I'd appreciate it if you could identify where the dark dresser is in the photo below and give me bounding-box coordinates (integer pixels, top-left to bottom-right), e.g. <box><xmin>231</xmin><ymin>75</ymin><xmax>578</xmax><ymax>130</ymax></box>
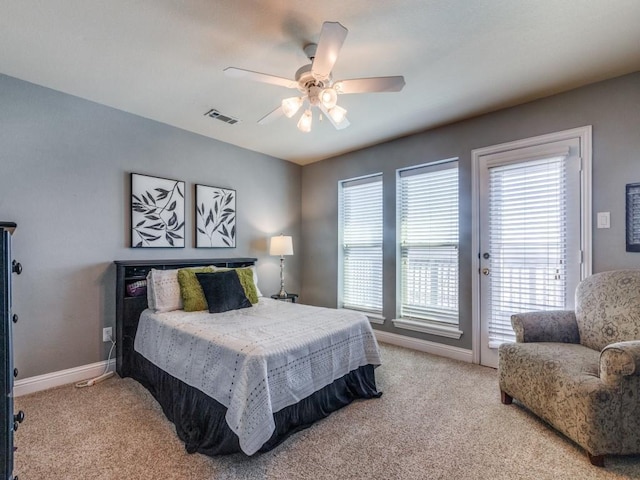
<box><xmin>1</xmin><ymin>223</ymin><xmax>24</xmax><ymax>480</ymax></box>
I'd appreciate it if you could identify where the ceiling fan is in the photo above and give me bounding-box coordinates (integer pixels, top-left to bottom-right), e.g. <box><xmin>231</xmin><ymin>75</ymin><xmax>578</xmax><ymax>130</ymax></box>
<box><xmin>224</xmin><ymin>21</ymin><xmax>406</xmax><ymax>132</ymax></box>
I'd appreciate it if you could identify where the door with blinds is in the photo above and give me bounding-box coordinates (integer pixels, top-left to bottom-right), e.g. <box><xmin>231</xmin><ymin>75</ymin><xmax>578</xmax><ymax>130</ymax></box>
<box><xmin>477</xmin><ymin>137</ymin><xmax>584</xmax><ymax>368</ymax></box>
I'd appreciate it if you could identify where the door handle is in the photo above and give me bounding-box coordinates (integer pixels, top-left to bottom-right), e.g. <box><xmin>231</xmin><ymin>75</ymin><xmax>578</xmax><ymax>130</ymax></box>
<box><xmin>12</xmin><ymin>260</ymin><xmax>22</xmax><ymax>274</ymax></box>
<box><xmin>482</xmin><ymin>268</ymin><xmax>490</xmax><ymax>276</ymax></box>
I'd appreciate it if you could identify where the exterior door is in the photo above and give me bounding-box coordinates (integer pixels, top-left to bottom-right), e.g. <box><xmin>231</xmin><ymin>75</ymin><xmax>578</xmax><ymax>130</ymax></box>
<box><xmin>476</xmin><ymin>136</ymin><xmax>586</xmax><ymax>368</ymax></box>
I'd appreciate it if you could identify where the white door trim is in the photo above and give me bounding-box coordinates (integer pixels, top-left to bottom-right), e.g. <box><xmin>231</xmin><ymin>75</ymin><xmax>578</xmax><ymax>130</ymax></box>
<box><xmin>471</xmin><ymin>126</ymin><xmax>592</xmax><ymax>365</ymax></box>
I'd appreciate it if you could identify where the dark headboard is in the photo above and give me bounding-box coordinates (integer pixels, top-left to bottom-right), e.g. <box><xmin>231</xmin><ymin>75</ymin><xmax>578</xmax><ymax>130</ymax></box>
<box><xmin>114</xmin><ymin>258</ymin><xmax>257</xmax><ymax>377</ymax></box>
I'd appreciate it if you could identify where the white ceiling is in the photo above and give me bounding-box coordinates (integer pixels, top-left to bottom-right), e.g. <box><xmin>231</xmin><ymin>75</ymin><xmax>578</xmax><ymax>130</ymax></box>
<box><xmin>1</xmin><ymin>1</ymin><xmax>639</xmax><ymax>165</ymax></box>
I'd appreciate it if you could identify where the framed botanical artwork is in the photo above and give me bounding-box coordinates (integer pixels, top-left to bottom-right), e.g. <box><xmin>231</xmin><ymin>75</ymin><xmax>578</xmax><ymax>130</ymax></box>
<box><xmin>627</xmin><ymin>182</ymin><xmax>640</xmax><ymax>252</ymax></box>
<box><xmin>131</xmin><ymin>173</ymin><xmax>185</xmax><ymax>248</ymax></box>
<box><xmin>195</xmin><ymin>184</ymin><xmax>236</xmax><ymax>248</ymax></box>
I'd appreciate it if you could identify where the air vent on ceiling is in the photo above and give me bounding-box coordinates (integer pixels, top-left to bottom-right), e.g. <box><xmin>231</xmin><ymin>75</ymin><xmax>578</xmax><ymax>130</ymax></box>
<box><xmin>204</xmin><ymin>109</ymin><xmax>240</xmax><ymax>125</ymax></box>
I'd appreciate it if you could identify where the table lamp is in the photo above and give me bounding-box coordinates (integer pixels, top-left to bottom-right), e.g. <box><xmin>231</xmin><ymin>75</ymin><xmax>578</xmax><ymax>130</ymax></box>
<box><xmin>269</xmin><ymin>235</ymin><xmax>293</xmax><ymax>298</ymax></box>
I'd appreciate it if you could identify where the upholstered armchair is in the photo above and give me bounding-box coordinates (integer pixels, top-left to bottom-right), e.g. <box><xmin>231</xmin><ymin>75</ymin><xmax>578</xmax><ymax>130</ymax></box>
<box><xmin>499</xmin><ymin>270</ymin><xmax>640</xmax><ymax>467</ymax></box>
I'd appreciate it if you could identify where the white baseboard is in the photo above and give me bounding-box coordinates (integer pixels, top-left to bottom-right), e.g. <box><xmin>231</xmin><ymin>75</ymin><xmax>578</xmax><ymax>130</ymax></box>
<box><xmin>14</xmin><ymin>359</ymin><xmax>116</xmax><ymax>397</ymax></box>
<box><xmin>374</xmin><ymin>330</ymin><xmax>473</xmax><ymax>363</ymax></box>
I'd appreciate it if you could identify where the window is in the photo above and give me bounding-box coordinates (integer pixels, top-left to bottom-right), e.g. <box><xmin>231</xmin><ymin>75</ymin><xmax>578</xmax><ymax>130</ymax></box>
<box><xmin>486</xmin><ymin>155</ymin><xmax>572</xmax><ymax>347</ymax></box>
<box><xmin>394</xmin><ymin>161</ymin><xmax>461</xmax><ymax>338</ymax></box>
<box><xmin>339</xmin><ymin>174</ymin><xmax>383</xmax><ymax>318</ymax></box>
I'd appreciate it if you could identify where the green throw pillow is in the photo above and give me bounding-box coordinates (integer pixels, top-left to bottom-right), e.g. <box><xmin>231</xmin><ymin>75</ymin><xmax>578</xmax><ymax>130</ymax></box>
<box><xmin>177</xmin><ymin>267</ymin><xmax>214</xmax><ymax>311</ymax></box>
<box><xmin>214</xmin><ymin>267</ymin><xmax>259</xmax><ymax>304</ymax></box>
<box><xmin>235</xmin><ymin>267</ymin><xmax>259</xmax><ymax>304</ymax></box>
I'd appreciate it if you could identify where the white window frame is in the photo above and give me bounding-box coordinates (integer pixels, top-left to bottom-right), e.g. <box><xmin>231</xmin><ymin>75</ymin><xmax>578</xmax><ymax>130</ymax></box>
<box><xmin>338</xmin><ymin>173</ymin><xmax>385</xmax><ymax>324</ymax></box>
<box><xmin>393</xmin><ymin>159</ymin><xmax>463</xmax><ymax>339</ymax></box>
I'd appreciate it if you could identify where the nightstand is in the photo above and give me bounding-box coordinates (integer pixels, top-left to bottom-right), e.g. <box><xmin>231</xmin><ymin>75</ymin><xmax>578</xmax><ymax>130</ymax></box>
<box><xmin>270</xmin><ymin>293</ymin><xmax>298</xmax><ymax>303</ymax></box>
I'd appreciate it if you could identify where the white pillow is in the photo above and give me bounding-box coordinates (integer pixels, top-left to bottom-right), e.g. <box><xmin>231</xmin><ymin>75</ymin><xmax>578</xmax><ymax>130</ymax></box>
<box><xmin>147</xmin><ymin>268</ymin><xmax>182</xmax><ymax>313</ymax></box>
<box><xmin>249</xmin><ymin>265</ymin><xmax>263</xmax><ymax>297</ymax></box>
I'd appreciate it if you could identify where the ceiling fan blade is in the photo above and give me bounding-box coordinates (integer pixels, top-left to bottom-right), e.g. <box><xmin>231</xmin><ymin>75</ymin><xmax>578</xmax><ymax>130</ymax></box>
<box><xmin>334</xmin><ymin>76</ymin><xmax>406</xmax><ymax>94</ymax></box>
<box><xmin>224</xmin><ymin>67</ymin><xmax>298</xmax><ymax>89</ymax></box>
<box><xmin>258</xmin><ymin>105</ymin><xmax>284</xmax><ymax>125</ymax></box>
<box><xmin>319</xmin><ymin>104</ymin><xmax>350</xmax><ymax>130</ymax></box>
<box><xmin>311</xmin><ymin>22</ymin><xmax>348</xmax><ymax>82</ymax></box>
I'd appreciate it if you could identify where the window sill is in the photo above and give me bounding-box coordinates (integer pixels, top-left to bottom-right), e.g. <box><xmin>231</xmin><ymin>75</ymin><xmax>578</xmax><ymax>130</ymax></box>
<box><xmin>340</xmin><ymin>308</ymin><xmax>385</xmax><ymax>325</ymax></box>
<box><xmin>391</xmin><ymin>318</ymin><xmax>463</xmax><ymax>339</ymax></box>
<box><xmin>365</xmin><ymin>313</ymin><xmax>385</xmax><ymax>325</ymax></box>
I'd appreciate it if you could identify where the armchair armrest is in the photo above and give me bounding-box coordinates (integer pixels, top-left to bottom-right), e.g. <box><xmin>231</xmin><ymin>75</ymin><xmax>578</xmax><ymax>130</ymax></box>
<box><xmin>600</xmin><ymin>341</ymin><xmax>640</xmax><ymax>385</ymax></box>
<box><xmin>510</xmin><ymin>310</ymin><xmax>579</xmax><ymax>343</ymax></box>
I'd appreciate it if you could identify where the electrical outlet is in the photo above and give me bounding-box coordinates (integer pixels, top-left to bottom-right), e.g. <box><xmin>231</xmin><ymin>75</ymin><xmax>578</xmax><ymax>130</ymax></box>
<box><xmin>103</xmin><ymin>327</ymin><xmax>112</xmax><ymax>343</ymax></box>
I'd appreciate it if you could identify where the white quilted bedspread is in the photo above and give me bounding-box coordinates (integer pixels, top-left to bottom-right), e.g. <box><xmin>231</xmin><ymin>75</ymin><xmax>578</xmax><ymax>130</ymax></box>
<box><xmin>134</xmin><ymin>298</ymin><xmax>381</xmax><ymax>455</ymax></box>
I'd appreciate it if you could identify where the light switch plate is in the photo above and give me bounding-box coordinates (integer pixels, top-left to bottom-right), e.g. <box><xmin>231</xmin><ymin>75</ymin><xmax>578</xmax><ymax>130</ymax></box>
<box><xmin>597</xmin><ymin>212</ymin><xmax>610</xmax><ymax>229</ymax></box>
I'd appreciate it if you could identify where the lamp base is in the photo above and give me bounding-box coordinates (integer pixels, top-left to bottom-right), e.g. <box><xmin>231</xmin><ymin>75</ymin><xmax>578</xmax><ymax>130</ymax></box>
<box><xmin>278</xmin><ymin>256</ymin><xmax>288</xmax><ymax>298</ymax></box>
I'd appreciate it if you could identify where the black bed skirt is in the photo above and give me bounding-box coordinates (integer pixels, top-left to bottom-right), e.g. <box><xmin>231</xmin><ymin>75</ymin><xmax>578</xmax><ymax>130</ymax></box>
<box><xmin>131</xmin><ymin>351</ymin><xmax>381</xmax><ymax>456</ymax></box>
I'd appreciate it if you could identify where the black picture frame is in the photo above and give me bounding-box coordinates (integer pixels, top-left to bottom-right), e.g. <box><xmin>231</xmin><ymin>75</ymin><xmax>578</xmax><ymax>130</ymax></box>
<box><xmin>626</xmin><ymin>182</ymin><xmax>640</xmax><ymax>253</ymax></box>
<box><xmin>131</xmin><ymin>173</ymin><xmax>185</xmax><ymax>248</ymax></box>
<box><xmin>195</xmin><ymin>184</ymin><xmax>236</xmax><ymax>248</ymax></box>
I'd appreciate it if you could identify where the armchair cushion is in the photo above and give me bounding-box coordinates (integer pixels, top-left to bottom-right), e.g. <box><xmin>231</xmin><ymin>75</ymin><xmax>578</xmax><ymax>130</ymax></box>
<box><xmin>575</xmin><ymin>270</ymin><xmax>640</xmax><ymax>351</ymax></box>
<box><xmin>600</xmin><ymin>340</ymin><xmax>640</xmax><ymax>385</ymax></box>
<box><xmin>511</xmin><ymin>310</ymin><xmax>579</xmax><ymax>343</ymax></box>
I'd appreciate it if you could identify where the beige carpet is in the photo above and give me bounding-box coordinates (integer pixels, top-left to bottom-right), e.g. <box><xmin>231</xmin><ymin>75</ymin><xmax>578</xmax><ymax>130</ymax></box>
<box><xmin>14</xmin><ymin>344</ymin><xmax>640</xmax><ymax>479</ymax></box>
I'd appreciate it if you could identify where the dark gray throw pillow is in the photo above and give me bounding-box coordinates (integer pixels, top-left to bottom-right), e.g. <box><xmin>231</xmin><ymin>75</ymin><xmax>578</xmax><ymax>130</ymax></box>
<box><xmin>196</xmin><ymin>271</ymin><xmax>252</xmax><ymax>314</ymax></box>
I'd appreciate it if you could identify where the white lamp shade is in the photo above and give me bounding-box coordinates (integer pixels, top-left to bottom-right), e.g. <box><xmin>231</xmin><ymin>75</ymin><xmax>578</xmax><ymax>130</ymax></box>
<box><xmin>270</xmin><ymin>235</ymin><xmax>294</xmax><ymax>256</ymax></box>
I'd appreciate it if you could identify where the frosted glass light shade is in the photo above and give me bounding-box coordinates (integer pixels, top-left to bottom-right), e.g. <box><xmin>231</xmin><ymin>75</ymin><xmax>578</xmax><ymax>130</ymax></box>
<box><xmin>297</xmin><ymin>109</ymin><xmax>312</xmax><ymax>133</ymax></box>
<box><xmin>269</xmin><ymin>235</ymin><xmax>293</xmax><ymax>256</ymax></box>
<box><xmin>320</xmin><ymin>88</ymin><xmax>338</xmax><ymax>109</ymax></box>
<box><xmin>282</xmin><ymin>97</ymin><xmax>303</xmax><ymax>118</ymax></box>
<box><xmin>328</xmin><ymin>105</ymin><xmax>347</xmax><ymax>124</ymax></box>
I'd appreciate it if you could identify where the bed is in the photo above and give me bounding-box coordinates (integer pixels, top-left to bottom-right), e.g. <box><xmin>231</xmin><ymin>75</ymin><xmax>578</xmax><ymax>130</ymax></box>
<box><xmin>114</xmin><ymin>258</ymin><xmax>382</xmax><ymax>456</ymax></box>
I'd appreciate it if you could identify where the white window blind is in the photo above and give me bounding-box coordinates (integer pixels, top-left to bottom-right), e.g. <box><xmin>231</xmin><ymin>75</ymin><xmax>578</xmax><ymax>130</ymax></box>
<box><xmin>340</xmin><ymin>174</ymin><xmax>383</xmax><ymax>314</ymax></box>
<box><xmin>399</xmin><ymin>162</ymin><xmax>459</xmax><ymax>325</ymax></box>
<box><xmin>487</xmin><ymin>156</ymin><xmax>567</xmax><ymax>346</ymax></box>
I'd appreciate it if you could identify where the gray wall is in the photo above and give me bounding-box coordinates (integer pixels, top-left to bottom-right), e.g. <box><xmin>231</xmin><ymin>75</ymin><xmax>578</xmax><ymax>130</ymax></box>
<box><xmin>0</xmin><ymin>74</ymin><xmax>301</xmax><ymax>378</ymax></box>
<box><xmin>300</xmin><ymin>72</ymin><xmax>640</xmax><ymax>351</ymax></box>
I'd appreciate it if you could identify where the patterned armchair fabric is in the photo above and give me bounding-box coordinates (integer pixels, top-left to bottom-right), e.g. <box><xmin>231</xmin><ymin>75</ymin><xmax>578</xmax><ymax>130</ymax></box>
<box><xmin>499</xmin><ymin>270</ymin><xmax>640</xmax><ymax>466</ymax></box>
<box><xmin>510</xmin><ymin>310</ymin><xmax>580</xmax><ymax>344</ymax></box>
<box><xmin>576</xmin><ymin>270</ymin><xmax>640</xmax><ymax>351</ymax></box>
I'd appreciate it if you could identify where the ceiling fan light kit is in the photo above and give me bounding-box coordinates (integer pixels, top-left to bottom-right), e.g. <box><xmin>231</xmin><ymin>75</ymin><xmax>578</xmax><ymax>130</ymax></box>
<box><xmin>224</xmin><ymin>21</ymin><xmax>405</xmax><ymax>133</ymax></box>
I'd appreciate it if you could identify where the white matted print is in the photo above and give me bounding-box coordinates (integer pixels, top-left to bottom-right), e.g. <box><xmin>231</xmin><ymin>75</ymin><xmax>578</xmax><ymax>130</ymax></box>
<box><xmin>196</xmin><ymin>185</ymin><xmax>236</xmax><ymax>248</ymax></box>
<box><xmin>131</xmin><ymin>173</ymin><xmax>185</xmax><ymax>248</ymax></box>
